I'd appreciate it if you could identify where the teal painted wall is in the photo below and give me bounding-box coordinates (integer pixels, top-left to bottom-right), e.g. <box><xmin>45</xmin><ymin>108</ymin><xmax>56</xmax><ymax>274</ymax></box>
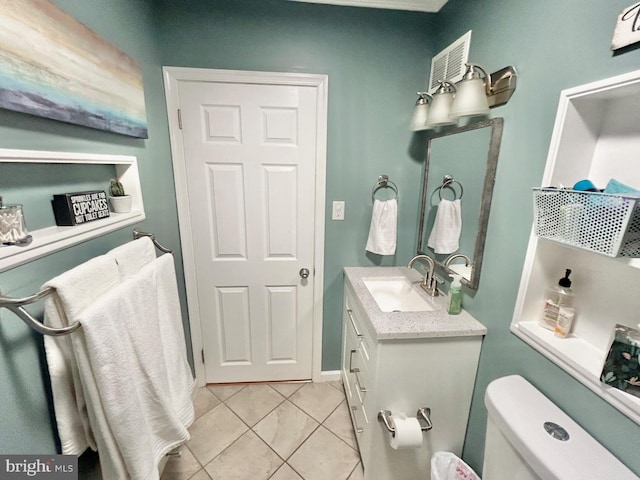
<box><xmin>155</xmin><ymin>0</ymin><xmax>436</xmax><ymax>370</ymax></box>
<box><xmin>2</xmin><ymin>0</ymin><xmax>639</xmax><ymax>477</ymax></box>
<box><xmin>433</xmin><ymin>0</ymin><xmax>640</xmax><ymax>475</ymax></box>
<box><xmin>0</xmin><ymin>0</ymin><xmax>185</xmax><ymax>459</ymax></box>
<box><xmin>0</xmin><ymin>0</ymin><xmax>434</xmax><ymax>462</ymax></box>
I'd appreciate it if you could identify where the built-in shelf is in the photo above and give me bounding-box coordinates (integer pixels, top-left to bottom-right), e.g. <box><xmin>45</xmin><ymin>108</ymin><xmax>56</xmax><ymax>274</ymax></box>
<box><xmin>0</xmin><ymin>149</ymin><xmax>145</xmax><ymax>272</ymax></box>
<box><xmin>511</xmin><ymin>70</ymin><xmax>640</xmax><ymax>424</ymax></box>
<box><xmin>513</xmin><ymin>321</ymin><xmax>640</xmax><ymax>422</ymax></box>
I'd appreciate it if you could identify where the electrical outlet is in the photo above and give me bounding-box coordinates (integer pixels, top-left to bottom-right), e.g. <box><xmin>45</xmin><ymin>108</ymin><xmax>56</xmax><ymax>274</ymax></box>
<box><xmin>332</xmin><ymin>201</ymin><xmax>345</xmax><ymax>220</ymax></box>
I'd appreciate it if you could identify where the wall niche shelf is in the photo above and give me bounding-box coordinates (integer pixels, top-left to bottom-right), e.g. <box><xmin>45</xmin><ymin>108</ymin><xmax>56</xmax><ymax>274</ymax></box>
<box><xmin>511</xmin><ymin>70</ymin><xmax>640</xmax><ymax>424</ymax></box>
<box><xmin>0</xmin><ymin>149</ymin><xmax>145</xmax><ymax>273</ymax></box>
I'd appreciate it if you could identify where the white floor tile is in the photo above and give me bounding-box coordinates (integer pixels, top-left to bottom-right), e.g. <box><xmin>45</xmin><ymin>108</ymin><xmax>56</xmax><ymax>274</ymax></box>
<box><xmin>225</xmin><ymin>384</ymin><xmax>285</xmax><ymax>426</ymax></box>
<box><xmin>193</xmin><ymin>387</ymin><xmax>221</xmax><ymax>419</ymax></box>
<box><xmin>270</xmin><ymin>463</ymin><xmax>304</xmax><ymax>480</ymax></box>
<box><xmin>253</xmin><ymin>400</ymin><xmax>319</xmax><ymax>459</ymax></box>
<box><xmin>323</xmin><ymin>400</ymin><xmax>358</xmax><ymax>450</ymax></box>
<box><xmin>189</xmin><ymin>469</ymin><xmax>213</xmax><ymax>480</ymax></box>
<box><xmin>288</xmin><ymin>426</ymin><xmax>360</xmax><ymax>480</ymax></box>
<box><xmin>270</xmin><ymin>382</ymin><xmax>306</xmax><ymax>398</ymax></box>
<box><xmin>187</xmin><ymin>403</ymin><xmax>248</xmax><ymax>465</ymax></box>
<box><xmin>204</xmin><ymin>430</ymin><xmax>282</xmax><ymax>480</ymax></box>
<box><xmin>160</xmin><ymin>446</ymin><xmax>201</xmax><ymax>480</ymax></box>
<box><xmin>185</xmin><ymin>381</ymin><xmax>358</xmax><ymax>480</ymax></box>
<box><xmin>289</xmin><ymin>382</ymin><xmax>345</xmax><ymax>423</ymax></box>
<box><xmin>347</xmin><ymin>462</ymin><xmax>364</xmax><ymax>480</ymax></box>
<box><xmin>207</xmin><ymin>384</ymin><xmax>246</xmax><ymax>401</ymax></box>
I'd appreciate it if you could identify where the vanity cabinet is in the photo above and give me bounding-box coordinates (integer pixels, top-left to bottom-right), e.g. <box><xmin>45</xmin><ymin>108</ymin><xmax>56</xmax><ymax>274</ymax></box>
<box><xmin>342</xmin><ymin>267</ymin><xmax>486</xmax><ymax>480</ymax></box>
<box><xmin>511</xmin><ymin>70</ymin><xmax>640</xmax><ymax>424</ymax></box>
<box><xmin>341</xmin><ymin>284</ymin><xmax>373</xmax><ymax>459</ymax></box>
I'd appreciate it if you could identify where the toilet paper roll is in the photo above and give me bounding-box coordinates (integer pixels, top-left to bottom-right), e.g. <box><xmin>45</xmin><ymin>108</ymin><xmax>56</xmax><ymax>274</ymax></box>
<box><xmin>389</xmin><ymin>414</ymin><xmax>423</xmax><ymax>449</ymax></box>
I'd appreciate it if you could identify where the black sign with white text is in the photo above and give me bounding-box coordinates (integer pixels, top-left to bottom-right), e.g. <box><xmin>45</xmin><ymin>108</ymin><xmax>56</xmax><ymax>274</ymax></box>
<box><xmin>51</xmin><ymin>190</ymin><xmax>110</xmax><ymax>226</ymax></box>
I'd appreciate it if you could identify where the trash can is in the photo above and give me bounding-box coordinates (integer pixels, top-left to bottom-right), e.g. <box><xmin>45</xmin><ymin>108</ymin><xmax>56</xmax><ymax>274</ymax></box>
<box><xmin>431</xmin><ymin>451</ymin><xmax>481</xmax><ymax>480</ymax></box>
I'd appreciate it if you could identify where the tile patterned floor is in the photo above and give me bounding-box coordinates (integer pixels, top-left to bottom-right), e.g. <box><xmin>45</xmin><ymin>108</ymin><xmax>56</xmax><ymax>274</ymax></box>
<box><xmin>161</xmin><ymin>381</ymin><xmax>364</xmax><ymax>480</ymax></box>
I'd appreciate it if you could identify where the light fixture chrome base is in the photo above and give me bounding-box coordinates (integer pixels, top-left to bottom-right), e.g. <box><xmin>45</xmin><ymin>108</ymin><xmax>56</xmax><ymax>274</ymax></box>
<box><xmin>487</xmin><ymin>66</ymin><xmax>517</xmax><ymax>108</ymax></box>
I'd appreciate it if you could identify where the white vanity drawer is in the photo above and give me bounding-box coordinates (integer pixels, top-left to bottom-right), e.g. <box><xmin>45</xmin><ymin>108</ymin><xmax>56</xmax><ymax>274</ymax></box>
<box><xmin>344</xmin><ymin>285</ymin><xmax>374</xmax><ymax>402</ymax></box>
<box><xmin>349</xmin><ymin>400</ymin><xmax>369</xmax><ymax>454</ymax></box>
<box><xmin>344</xmin><ymin>287</ymin><xmax>373</xmax><ymax>358</ymax></box>
<box><xmin>345</xmin><ymin>317</ymin><xmax>371</xmax><ymax>398</ymax></box>
<box><xmin>353</xmin><ymin>349</ymin><xmax>370</xmax><ymax>402</ymax></box>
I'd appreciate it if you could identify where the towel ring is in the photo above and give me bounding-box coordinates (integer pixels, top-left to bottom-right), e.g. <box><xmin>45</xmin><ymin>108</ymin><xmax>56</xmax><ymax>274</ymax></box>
<box><xmin>371</xmin><ymin>175</ymin><xmax>399</xmax><ymax>203</ymax></box>
<box><xmin>435</xmin><ymin>175</ymin><xmax>463</xmax><ymax>200</ymax></box>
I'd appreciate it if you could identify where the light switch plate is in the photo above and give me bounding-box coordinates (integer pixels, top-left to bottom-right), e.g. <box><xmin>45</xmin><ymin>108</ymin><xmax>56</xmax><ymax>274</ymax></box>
<box><xmin>332</xmin><ymin>201</ymin><xmax>345</xmax><ymax>220</ymax></box>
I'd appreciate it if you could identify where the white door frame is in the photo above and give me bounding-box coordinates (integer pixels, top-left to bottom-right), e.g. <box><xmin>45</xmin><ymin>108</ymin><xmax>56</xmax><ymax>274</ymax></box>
<box><xmin>163</xmin><ymin>67</ymin><xmax>327</xmax><ymax>386</ymax></box>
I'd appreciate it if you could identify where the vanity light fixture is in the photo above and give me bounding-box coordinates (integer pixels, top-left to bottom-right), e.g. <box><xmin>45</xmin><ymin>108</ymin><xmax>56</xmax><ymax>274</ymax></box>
<box><xmin>484</xmin><ymin>65</ymin><xmax>518</xmax><ymax>108</ymax></box>
<box><xmin>410</xmin><ymin>92</ymin><xmax>432</xmax><ymax>131</ymax></box>
<box><xmin>449</xmin><ymin>63</ymin><xmax>491</xmax><ymax>119</ymax></box>
<box><xmin>425</xmin><ymin>80</ymin><xmax>457</xmax><ymax>129</ymax></box>
<box><xmin>411</xmin><ymin>64</ymin><xmax>517</xmax><ymax>130</ymax></box>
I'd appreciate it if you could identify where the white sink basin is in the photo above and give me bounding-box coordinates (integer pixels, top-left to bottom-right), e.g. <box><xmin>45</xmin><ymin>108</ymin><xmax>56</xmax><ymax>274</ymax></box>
<box><xmin>363</xmin><ymin>277</ymin><xmax>434</xmax><ymax>312</ymax></box>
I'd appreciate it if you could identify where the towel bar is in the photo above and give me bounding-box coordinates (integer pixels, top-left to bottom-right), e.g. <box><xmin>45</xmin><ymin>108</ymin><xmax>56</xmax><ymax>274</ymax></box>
<box><xmin>371</xmin><ymin>175</ymin><xmax>399</xmax><ymax>203</ymax></box>
<box><xmin>0</xmin><ymin>230</ymin><xmax>171</xmax><ymax>336</ymax></box>
<box><xmin>0</xmin><ymin>287</ymin><xmax>79</xmax><ymax>336</ymax></box>
<box><xmin>434</xmin><ymin>175</ymin><xmax>464</xmax><ymax>200</ymax></box>
<box><xmin>133</xmin><ymin>228</ymin><xmax>173</xmax><ymax>254</ymax></box>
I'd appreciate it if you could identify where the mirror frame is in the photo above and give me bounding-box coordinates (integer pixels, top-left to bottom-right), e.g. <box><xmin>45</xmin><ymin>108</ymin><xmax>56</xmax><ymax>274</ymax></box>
<box><xmin>416</xmin><ymin>117</ymin><xmax>503</xmax><ymax>290</ymax></box>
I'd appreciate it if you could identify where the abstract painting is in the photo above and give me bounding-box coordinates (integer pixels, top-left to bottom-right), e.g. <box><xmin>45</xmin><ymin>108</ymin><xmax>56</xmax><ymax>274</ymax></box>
<box><xmin>0</xmin><ymin>0</ymin><xmax>148</xmax><ymax>138</ymax></box>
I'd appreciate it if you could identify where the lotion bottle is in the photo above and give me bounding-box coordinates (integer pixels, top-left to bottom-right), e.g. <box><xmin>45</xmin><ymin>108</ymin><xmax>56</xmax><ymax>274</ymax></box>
<box><xmin>448</xmin><ymin>274</ymin><xmax>462</xmax><ymax>315</ymax></box>
<box><xmin>554</xmin><ymin>305</ymin><xmax>576</xmax><ymax>338</ymax></box>
<box><xmin>540</xmin><ymin>268</ymin><xmax>574</xmax><ymax>331</ymax></box>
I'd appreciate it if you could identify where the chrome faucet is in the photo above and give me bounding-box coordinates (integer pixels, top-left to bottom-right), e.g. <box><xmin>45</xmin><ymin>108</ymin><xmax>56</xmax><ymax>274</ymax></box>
<box><xmin>444</xmin><ymin>253</ymin><xmax>471</xmax><ymax>269</ymax></box>
<box><xmin>407</xmin><ymin>254</ymin><xmax>442</xmax><ymax>296</ymax></box>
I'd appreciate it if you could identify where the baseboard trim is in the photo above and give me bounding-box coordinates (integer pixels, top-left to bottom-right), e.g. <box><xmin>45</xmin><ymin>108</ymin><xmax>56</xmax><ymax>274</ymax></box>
<box><xmin>320</xmin><ymin>370</ymin><xmax>341</xmax><ymax>382</ymax></box>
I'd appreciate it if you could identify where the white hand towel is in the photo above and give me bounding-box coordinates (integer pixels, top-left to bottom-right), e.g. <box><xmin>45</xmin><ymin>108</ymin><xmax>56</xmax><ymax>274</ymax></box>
<box><xmin>366</xmin><ymin>199</ymin><xmax>398</xmax><ymax>255</ymax></box>
<box><xmin>107</xmin><ymin>236</ymin><xmax>156</xmax><ymax>278</ymax></box>
<box><xmin>427</xmin><ymin>199</ymin><xmax>462</xmax><ymax>254</ymax></box>
<box><xmin>42</xmin><ymin>254</ymin><xmax>120</xmax><ymax>455</ymax></box>
<box><xmin>72</xmin><ymin>254</ymin><xmax>195</xmax><ymax>480</ymax></box>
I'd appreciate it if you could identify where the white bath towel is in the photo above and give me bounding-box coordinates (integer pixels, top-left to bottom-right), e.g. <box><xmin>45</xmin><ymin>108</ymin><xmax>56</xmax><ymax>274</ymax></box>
<box><xmin>427</xmin><ymin>199</ymin><xmax>462</xmax><ymax>254</ymax></box>
<box><xmin>366</xmin><ymin>199</ymin><xmax>398</xmax><ymax>255</ymax></box>
<box><xmin>42</xmin><ymin>255</ymin><xmax>120</xmax><ymax>455</ymax></box>
<box><xmin>72</xmin><ymin>254</ymin><xmax>195</xmax><ymax>480</ymax></box>
<box><xmin>107</xmin><ymin>236</ymin><xmax>156</xmax><ymax>278</ymax></box>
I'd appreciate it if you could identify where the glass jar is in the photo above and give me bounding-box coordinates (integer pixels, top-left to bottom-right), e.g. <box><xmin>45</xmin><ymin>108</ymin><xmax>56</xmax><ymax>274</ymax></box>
<box><xmin>0</xmin><ymin>203</ymin><xmax>31</xmax><ymax>245</ymax></box>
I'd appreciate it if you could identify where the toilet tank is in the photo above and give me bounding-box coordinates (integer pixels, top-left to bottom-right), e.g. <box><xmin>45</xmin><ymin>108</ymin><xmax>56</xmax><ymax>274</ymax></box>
<box><xmin>482</xmin><ymin>375</ymin><xmax>638</xmax><ymax>480</ymax></box>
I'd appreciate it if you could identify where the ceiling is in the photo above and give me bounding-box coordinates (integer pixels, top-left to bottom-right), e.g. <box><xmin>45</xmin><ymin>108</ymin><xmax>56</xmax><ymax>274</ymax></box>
<box><xmin>284</xmin><ymin>0</ymin><xmax>449</xmax><ymax>13</ymax></box>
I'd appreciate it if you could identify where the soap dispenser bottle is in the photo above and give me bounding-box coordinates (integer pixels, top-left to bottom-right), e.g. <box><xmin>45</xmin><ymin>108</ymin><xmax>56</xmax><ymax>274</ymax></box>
<box><xmin>540</xmin><ymin>268</ymin><xmax>574</xmax><ymax>331</ymax></box>
<box><xmin>448</xmin><ymin>274</ymin><xmax>462</xmax><ymax>315</ymax></box>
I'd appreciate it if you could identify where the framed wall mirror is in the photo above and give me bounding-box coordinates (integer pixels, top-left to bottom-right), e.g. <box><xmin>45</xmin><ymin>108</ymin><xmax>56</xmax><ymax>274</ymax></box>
<box><xmin>417</xmin><ymin>117</ymin><xmax>503</xmax><ymax>290</ymax></box>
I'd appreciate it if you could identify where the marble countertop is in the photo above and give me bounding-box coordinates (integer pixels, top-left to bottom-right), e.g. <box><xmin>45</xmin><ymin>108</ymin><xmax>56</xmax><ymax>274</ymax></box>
<box><xmin>344</xmin><ymin>266</ymin><xmax>487</xmax><ymax>340</ymax></box>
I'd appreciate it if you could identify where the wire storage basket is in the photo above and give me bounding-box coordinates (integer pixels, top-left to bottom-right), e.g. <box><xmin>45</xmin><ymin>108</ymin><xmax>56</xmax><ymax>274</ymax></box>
<box><xmin>533</xmin><ymin>188</ymin><xmax>640</xmax><ymax>257</ymax></box>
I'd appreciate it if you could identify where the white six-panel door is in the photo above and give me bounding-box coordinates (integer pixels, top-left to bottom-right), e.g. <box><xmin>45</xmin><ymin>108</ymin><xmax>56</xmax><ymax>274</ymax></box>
<box><xmin>164</xmin><ymin>69</ymin><xmax>327</xmax><ymax>384</ymax></box>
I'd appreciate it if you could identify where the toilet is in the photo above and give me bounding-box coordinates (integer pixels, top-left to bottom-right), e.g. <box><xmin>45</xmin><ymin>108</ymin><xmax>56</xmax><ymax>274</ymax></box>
<box><xmin>481</xmin><ymin>375</ymin><xmax>638</xmax><ymax>480</ymax></box>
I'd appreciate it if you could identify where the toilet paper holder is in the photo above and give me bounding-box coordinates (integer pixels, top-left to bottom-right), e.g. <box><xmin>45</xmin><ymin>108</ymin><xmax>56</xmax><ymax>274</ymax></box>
<box><xmin>378</xmin><ymin>408</ymin><xmax>433</xmax><ymax>437</ymax></box>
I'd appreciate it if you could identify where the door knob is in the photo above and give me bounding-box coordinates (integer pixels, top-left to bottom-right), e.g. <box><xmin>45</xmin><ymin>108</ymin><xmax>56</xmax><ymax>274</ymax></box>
<box><xmin>299</xmin><ymin>268</ymin><xmax>310</xmax><ymax>279</ymax></box>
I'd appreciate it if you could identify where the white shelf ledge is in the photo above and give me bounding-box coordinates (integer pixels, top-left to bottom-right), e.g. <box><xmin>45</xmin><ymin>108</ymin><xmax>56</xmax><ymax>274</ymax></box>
<box><xmin>512</xmin><ymin>70</ymin><xmax>640</xmax><ymax>425</ymax></box>
<box><xmin>0</xmin><ymin>211</ymin><xmax>144</xmax><ymax>273</ymax></box>
<box><xmin>512</xmin><ymin>321</ymin><xmax>640</xmax><ymax>424</ymax></box>
<box><xmin>0</xmin><ymin>149</ymin><xmax>145</xmax><ymax>272</ymax></box>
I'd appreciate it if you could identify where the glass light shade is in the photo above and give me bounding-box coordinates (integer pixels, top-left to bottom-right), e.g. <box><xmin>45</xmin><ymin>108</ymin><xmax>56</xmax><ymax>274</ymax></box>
<box><xmin>450</xmin><ymin>77</ymin><xmax>490</xmax><ymax>118</ymax></box>
<box><xmin>426</xmin><ymin>92</ymin><xmax>456</xmax><ymax>128</ymax></box>
<box><xmin>410</xmin><ymin>102</ymin><xmax>430</xmax><ymax>131</ymax></box>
